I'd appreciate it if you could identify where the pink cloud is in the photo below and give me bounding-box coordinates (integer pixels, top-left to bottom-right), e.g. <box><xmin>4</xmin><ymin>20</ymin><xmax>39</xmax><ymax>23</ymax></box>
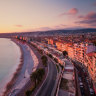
<box><xmin>85</xmin><ymin>12</ymin><xmax>96</xmax><ymax>20</ymax></box>
<box><xmin>15</xmin><ymin>25</ymin><xmax>23</xmax><ymax>27</ymax></box>
<box><xmin>78</xmin><ymin>12</ymin><xmax>96</xmax><ymax>19</ymax></box>
<box><xmin>54</xmin><ymin>24</ymin><xmax>67</xmax><ymax>29</ymax></box>
<box><xmin>93</xmin><ymin>2</ymin><xmax>96</xmax><ymax>6</ymax></box>
<box><xmin>76</xmin><ymin>12</ymin><xmax>96</xmax><ymax>27</ymax></box>
<box><xmin>78</xmin><ymin>12</ymin><xmax>96</xmax><ymax>20</ymax></box>
<box><xmin>59</xmin><ymin>8</ymin><xmax>78</xmax><ymax>17</ymax></box>
<box><xmin>38</xmin><ymin>27</ymin><xmax>52</xmax><ymax>30</ymax></box>
<box><xmin>68</xmin><ymin>8</ymin><xmax>78</xmax><ymax>15</ymax></box>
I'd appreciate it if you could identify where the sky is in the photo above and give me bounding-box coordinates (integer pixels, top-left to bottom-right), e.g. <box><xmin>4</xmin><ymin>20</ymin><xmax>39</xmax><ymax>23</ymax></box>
<box><xmin>0</xmin><ymin>0</ymin><xmax>96</xmax><ymax>33</ymax></box>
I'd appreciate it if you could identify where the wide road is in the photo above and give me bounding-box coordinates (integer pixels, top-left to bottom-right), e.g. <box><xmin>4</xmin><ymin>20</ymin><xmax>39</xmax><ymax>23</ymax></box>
<box><xmin>35</xmin><ymin>59</ymin><xmax>57</xmax><ymax>96</ymax></box>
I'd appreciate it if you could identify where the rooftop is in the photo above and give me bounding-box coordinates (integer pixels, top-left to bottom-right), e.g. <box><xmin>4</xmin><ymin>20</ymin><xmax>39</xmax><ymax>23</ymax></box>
<box><xmin>87</xmin><ymin>52</ymin><xmax>96</xmax><ymax>57</ymax></box>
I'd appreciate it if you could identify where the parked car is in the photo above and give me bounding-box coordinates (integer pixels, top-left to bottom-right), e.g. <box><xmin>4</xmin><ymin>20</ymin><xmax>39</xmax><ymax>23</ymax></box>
<box><xmin>80</xmin><ymin>82</ymin><xmax>83</xmax><ymax>88</ymax></box>
<box><xmin>86</xmin><ymin>77</ymin><xmax>89</xmax><ymax>84</ymax></box>
<box><xmin>90</xmin><ymin>88</ymin><xmax>95</xmax><ymax>96</ymax></box>
<box><xmin>80</xmin><ymin>87</ymin><xmax>85</xmax><ymax>96</ymax></box>
<box><xmin>78</xmin><ymin>77</ymin><xmax>82</xmax><ymax>82</ymax></box>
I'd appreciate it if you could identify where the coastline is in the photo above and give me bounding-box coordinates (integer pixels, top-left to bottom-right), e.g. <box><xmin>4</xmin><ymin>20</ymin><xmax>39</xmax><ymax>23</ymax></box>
<box><xmin>3</xmin><ymin>39</ymin><xmax>24</xmax><ymax>96</ymax></box>
<box><xmin>17</xmin><ymin>43</ymin><xmax>47</xmax><ymax>96</ymax></box>
<box><xmin>3</xmin><ymin>39</ymin><xmax>39</xmax><ymax>96</ymax></box>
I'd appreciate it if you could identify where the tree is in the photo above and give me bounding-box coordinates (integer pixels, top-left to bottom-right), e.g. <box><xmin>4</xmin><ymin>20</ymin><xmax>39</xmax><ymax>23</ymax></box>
<box><xmin>30</xmin><ymin>71</ymin><xmax>37</xmax><ymax>88</ymax></box>
<box><xmin>41</xmin><ymin>55</ymin><xmax>48</xmax><ymax>66</ymax></box>
<box><xmin>38</xmin><ymin>49</ymin><xmax>43</xmax><ymax>54</ymax></box>
<box><xmin>36</xmin><ymin>68</ymin><xmax>45</xmax><ymax>83</ymax></box>
<box><xmin>54</xmin><ymin>58</ymin><xmax>58</xmax><ymax>63</ymax></box>
<box><xmin>25</xmin><ymin>90</ymin><xmax>32</xmax><ymax>96</ymax></box>
<box><xmin>48</xmin><ymin>54</ymin><xmax>53</xmax><ymax>58</ymax></box>
<box><xmin>30</xmin><ymin>68</ymin><xmax>45</xmax><ymax>87</ymax></box>
<box><xmin>63</xmin><ymin>51</ymin><xmax>68</xmax><ymax>57</ymax></box>
<box><xmin>41</xmin><ymin>55</ymin><xmax>47</xmax><ymax>61</ymax></box>
<box><xmin>59</xmin><ymin>63</ymin><xmax>64</xmax><ymax>70</ymax></box>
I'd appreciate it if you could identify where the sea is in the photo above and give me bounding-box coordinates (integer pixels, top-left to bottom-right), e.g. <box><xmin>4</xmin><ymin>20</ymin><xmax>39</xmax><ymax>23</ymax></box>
<box><xmin>0</xmin><ymin>38</ymin><xmax>21</xmax><ymax>95</ymax></box>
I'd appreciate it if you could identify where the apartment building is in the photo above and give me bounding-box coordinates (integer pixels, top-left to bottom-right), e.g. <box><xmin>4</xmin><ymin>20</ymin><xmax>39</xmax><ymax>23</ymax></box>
<box><xmin>85</xmin><ymin>52</ymin><xmax>96</xmax><ymax>93</ymax></box>
<box><xmin>67</xmin><ymin>44</ymin><xmax>74</xmax><ymax>59</ymax></box>
<box><xmin>86</xmin><ymin>52</ymin><xmax>96</xmax><ymax>81</ymax></box>
<box><xmin>73</xmin><ymin>43</ymin><xmax>87</xmax><ymax>65</ymax></box>
<box><xmin>56</xmin><ymin>41</ymin><xmax>65</xmax><ymax>51</ymax></box>
<box><xmin>48</xmin><ymin>38</ymin><xmax>53</xmax><ymax>45</ymax></box>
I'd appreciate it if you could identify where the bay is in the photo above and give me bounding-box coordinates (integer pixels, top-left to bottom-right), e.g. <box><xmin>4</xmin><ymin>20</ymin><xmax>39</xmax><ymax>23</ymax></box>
<box><xmin>0</xmin><ymin>38</ymin><xmax>21</xmax><ymax>95</ymax></box>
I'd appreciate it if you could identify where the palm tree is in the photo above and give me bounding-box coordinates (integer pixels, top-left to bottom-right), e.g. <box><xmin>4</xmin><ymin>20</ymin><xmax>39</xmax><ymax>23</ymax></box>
<box><xmin>30</xmin><ymin>68</ymin><xmax>45</xmax><ymax>87</ymax></box>
<box><xmin>30</xmin><ymin>71</ymin><xmax>37</xmax><ymax>88</ymax></box>
<box><xmin>41</xmin><ymin>55</ymin><xmax>48</xmax><ymax>61</ymax></box>
<box><xmin>54</xmin><ymin>58</ymin><xmax>58</xmax><ymax>63</ymax></box>
<box><xmin>41</xmin><ymin>55</ymin><xmax>48</xmax><ymax>66</ymax></box>
<box><xmin>36</xmin><ymin>68</ymin><xmax>45</xmax><ymax>83</ymax></box>
<box><xmin>48</xmin><ymin>54</ymin><xmax>53</xmax><ymax>58</ymax></box>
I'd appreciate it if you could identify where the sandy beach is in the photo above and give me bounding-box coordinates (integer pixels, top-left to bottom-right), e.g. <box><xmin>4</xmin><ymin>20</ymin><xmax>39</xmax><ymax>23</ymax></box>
<box><xmin>17</xmin><ymin>42</ymin><xmax>48</xmax><ymax>96</ymax></box>
<box><xmin>3</xmin><ymin>39</ymin><xmax>39</xmax><ymax>96</ymax></box>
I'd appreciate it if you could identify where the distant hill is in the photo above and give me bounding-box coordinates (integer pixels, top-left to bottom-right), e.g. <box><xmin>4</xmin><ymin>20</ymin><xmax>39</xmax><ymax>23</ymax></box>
<box><xmin>36</xmin><ymin>28</ymin><xmax>96</xmax><ymax>35</ymax></box>
<box><xmin>0</xmin><ymin>28</ymin><xmax>96</xmax><ymax>37</ymax></box>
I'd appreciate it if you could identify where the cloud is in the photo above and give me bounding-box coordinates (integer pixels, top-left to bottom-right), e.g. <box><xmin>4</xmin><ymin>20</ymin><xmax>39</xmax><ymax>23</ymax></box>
<box><xmin>76</xmin><ymin>12</ymin><xmax>96</xmax><ymax>26</ymax></box>
<box><xmin>15</xmin><ymin>25</ymin><xmax>23</xmax><ymax>27</ymax></box>
<box><xmin>40</xmin><ymin>24</ymin><xmax>67</xmax><ymax>30</ymax></box>
<box><xmin>59</xmin><ymin>8</ymin><xmax>78</xmax><ymax>17</ymax></box>
<box><xmin>24</xmin><ymin>25</ymin><xmax>67</xmax><ymax>32</ymax></box>
<box><xmin>68</xmin><ymin>8</ymin><xmax>78</xmax><ymax>15</ymax></box>
<box><xmin>76</xmin><ymin>19</ymin><xmax>96</xmax><ymax>24</ymax></box>
<box><xmin>84</xmin><ymin>12</ymin><xmax>96</xmax><ymax>20</ymax></box>
<box><xmin>21</xmin><ymin>27</ymin><xmax>52</xmax><ymax>32</ymax></box>
<box><xmin>37</xmin><ymin>27</ymin><xmax>52</xmax><ymax>31</ymax></box>
<box><xmin>54</xmin><ymin>24</ymin><xmax>67</xmax><ymax>28</ymax></box>
<box><xmin>93</xmin><ymin>2</ymin><xmax>96</xmax><ymax>6</ymax></box>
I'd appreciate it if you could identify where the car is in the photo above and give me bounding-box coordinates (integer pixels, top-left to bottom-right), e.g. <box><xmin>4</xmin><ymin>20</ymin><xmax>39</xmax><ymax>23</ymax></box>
<box><xmin>86</xmin><ymin>77</ymin><xmax>89</xmax><ymax>83</ymax></box>
<box><xmin>90</xmin><ymin>88</ymin><xmax>95</xmax><ymax>95</ymax></box>
<box><xmin>80</xmin><ymin>87</ymin><xmax>85</xmax><ymax>96</ymax></box>
<box><xmin>83</xmin><ymin>69</ymin><xmax>85</xmax><ymax>72</ymax></box>
<box><xmin>87</xmin><ymin>84</ymin><xmax>90</xmax><ymax>89</ymax></box>
<box><xmin>80</xmin><ymin>82</ymin><xmax>83</xmax><ymax>88</ymax></box>
<box><xmin>78</xmin><ymin>77</ymin><xmax>82</xmax><ymax>82</ymax></box>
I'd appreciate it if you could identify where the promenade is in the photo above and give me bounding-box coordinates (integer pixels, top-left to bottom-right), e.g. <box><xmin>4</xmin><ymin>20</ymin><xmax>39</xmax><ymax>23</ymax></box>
<box><xmin>8</xmin><ymin>40</ymin><xmax>39</xmax><ymax>96</ymax></box>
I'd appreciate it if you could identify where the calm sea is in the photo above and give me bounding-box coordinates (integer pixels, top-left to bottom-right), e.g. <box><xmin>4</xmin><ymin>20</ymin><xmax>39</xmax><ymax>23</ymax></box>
<box><xmin>0</xmin><ymin>38</ymin><xmax>21</xmax><ymax>95</ymax></box>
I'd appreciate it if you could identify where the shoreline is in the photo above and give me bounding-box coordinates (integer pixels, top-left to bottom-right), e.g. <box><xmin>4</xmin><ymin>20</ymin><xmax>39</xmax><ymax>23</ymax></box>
<box><xmin>3</xmin><ymin>39</ymin><xmax>39</xmax><ymax>96</ymax></box>
<box><xmin>3</xmin><ymin>39</ymin><xmax>24</xmax><ymax>96</ymax></box>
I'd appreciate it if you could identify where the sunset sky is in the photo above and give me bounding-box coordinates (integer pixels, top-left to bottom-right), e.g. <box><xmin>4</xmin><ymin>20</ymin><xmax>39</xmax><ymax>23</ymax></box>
<box><xmin>0</xmin><ymin>0</ymin><xmax>96</xmax><ymax>33</ymax></box>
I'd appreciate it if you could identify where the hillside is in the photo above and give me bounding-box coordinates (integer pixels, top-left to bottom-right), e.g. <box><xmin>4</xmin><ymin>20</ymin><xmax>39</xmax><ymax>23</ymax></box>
<box><xmin>0</xmin><ymin>28</ymin><xmax>96</xmax><ymax>37</ymax></box>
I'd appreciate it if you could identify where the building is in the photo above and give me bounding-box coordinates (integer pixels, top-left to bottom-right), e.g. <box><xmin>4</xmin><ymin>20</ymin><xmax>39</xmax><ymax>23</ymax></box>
<box><xmin>48</xmin><ymin>38</ymin><xmax>53</xmax><ymax>45</ymax></box>
<box><xmin>85</xmin><ymin>52</ymin><xmax>96</xmax><ymax>93</ymax></box>
<box><xmin>86</xmin><ymin>52</ymin><xmax>96</xmax><ymax>81</ymax></box>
